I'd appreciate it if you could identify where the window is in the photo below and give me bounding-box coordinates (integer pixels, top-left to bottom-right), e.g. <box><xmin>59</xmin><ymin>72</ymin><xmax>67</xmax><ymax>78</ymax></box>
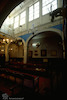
<box><xmin>10</xmin><ymin>18</ymin><xmax>13</xmax><ymax>25</ymax></box>
<box><xmin>14</xmin><ymin>15</ymin><xmax>19</xmax><ymax>29</ymax></box>
<box><xmin>34</xmin><ymin>2</ymin><xmax>39</xmax><ymax>19</ymax></box>
<box><xmin>29</xmin><ymin>5</ymin><xmax>34</xmax><ymax>21</ymax></box>
<box><xmin>29</xmin><ymin>2</ymin><xmax>39</xmax><ymax>21</ymax></box>
<box><xmin>20</xmin><ymin>11</ymin><xmax>26</xmax><ymax>26</ymax></box>
<box><xmin>42</xmin><ymin>0</ymin><xmax>57</xmax><ymax>15</ymax></box>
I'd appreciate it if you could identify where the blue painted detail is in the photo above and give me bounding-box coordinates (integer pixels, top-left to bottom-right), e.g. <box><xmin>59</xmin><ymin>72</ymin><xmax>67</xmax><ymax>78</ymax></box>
<box><xmin>19</xmin><ymin>33</ymin><xmax>32</xmax><ymax>42</ymax></box>
<box><xmin>51</xmin><ymin>24</ymin><xmax>63</xmax><ymax>31</ymax></box>
<box><xmin>19</xmin><ymin>24</ymin><xmax>63</xmax><ymax>42</ymax></box>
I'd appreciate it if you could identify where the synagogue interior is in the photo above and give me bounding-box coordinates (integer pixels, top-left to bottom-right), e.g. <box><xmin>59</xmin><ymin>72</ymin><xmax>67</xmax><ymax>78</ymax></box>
<box><xmin>0</xmin><ymin>0</ymin><xmax>67</xmax><ymax>99</ymax></box>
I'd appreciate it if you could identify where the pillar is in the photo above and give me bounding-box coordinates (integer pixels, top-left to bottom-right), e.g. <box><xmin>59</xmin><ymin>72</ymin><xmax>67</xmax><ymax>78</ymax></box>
<box><xmin>5</xmin><ymin>43</ymin><xmax>9</xmax><ymax>62</ymax></box>
<box><xmin>23</xmin><ymin>44</ymin><xmax>27</xmax><ymax>64</ymax></box>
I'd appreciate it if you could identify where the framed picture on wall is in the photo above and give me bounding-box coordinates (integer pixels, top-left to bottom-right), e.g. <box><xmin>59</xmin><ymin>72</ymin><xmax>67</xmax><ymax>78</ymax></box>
<box><xmin>41</xmin><ymin>50</ymin><xmax>47</xmax><ymax>56</ymax></box>
<box><xmin>51</xmin><ymin>50</ymin><xmax>57</xmax><ymax>56</ymax></box>
<box><xmin>34</xmin><ymin>50</ymin><xmax>38</xmax><ymax>56</ymax></box>
<box><xmin>28</xmin><ymin>51</ymin><xmax>33</xmax><ymax>57</ymax></box>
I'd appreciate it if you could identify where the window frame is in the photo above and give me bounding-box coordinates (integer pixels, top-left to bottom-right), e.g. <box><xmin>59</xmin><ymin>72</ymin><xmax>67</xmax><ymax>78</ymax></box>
<box><xmin>20</xmin><ymin>10</ymin><xmax>26</xmax><ymax>26</ymax></box>
<box><xmin>42</xmin><ymin>0</ymin><xmax>57</xmax><ymax>15</ymax></box>
<box><xmin>29</xmin><ymin>1</ymin><xmax>39</xmax><ymax>22</ymax></box>
<box><xmin>14</xmin><ymin>15</ymin><xmax>19</xmax><ymax>29</ymax></box>
<box><xmin>29</xmin><ymin>5</ymin><xmax>34</xmax><ymax>21</ymax></box>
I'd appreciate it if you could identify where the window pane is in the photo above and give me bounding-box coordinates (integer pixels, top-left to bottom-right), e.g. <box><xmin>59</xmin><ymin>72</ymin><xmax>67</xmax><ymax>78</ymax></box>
<box><xmin>29</xmin><ymin>16</ymin><xmax>33</xmax><ymax>21</ymax></box>
<box><xmin>34</xmin><ymin>13</ymin><xmax>39</xmax><ymax>19</ymax></box>
<box><xmin>34</xmin><ymin>2</ymin><xmax>39</xmax><ymax>19</ymax></box>
<box><xmin>42</xmin><ymin>0</ymin><xmax>57</xmax><ymax>15</ymax></box>
<box><xmin>20</xmin><ymin>11</ymin><xmax>26</xmax><ymax>18</ymax></box>
<box><xmin>29</xmin><ymin>6</ymin><xmax>33</xmax><ymax>14</ymax></box>
<box><xmin>20</xmin><ymin>18</ymin><xmax>25</xmax><ymax>25</ymax></box>
<box><xmin>14</xmin><ymin>22</ymin><xmax>18</xmax><ymax>29</ymax></box>
<box><xmin>29</xmin><ymin>2</ymin><xmax>39</xmax><ymax>21</ymax></box>
<box><xmin>42</xmin><ymin>6</ymin><xmax>48</xmax><ymax>15</ymax></box>
<box><xmin>15</xmin><ymin>16</ymin><xmax>19</xmax><ymax>22</ymax></box>
<box><xmin>34</xmin><ymin>2</ymin><xmax>39</xmax><ymax>7</ymax></box>
<box><xmin>52</xmin><ymin>0</ymin><xmax>57</xmax><ymax>11</ymax></box>
<box><xmin>14</xmin><ymin>15</ymin><xmax>19</xmax><ymax>29</ymax></box>
<box><xmin>29</xmin><ymin>5</ymin><xmax>33</xmax><ymax>21</ymax></box>
<box><xmin>10</xmin><ymin>18</ymin><xmax>13</xmax><ymax>24</ymax></box>
<box><xmin>20</xmin><ymin>11</ymin><xmax>26</xmax><ymax>25</ymax></box>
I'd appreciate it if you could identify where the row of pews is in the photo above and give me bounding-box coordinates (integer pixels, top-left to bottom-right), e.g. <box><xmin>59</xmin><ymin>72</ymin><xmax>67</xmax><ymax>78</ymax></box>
<box><xmin>0</xmin><ymin>61</ymin><xmax>55</xmax><ymax>97</ymax></box>
<box><xmin>5</xmin><ymin>61</ymin><xmax>49</xmax><ymax>77</ymax></box>
<box><xmin>0</xmin><ymin>62</ymin><xmax>41</xmax><ymax>97</ymax></box>
<box><xmin>0</xmin><ymin>59</ymin><xmax>64</xmax><ymax>98</ymax></box>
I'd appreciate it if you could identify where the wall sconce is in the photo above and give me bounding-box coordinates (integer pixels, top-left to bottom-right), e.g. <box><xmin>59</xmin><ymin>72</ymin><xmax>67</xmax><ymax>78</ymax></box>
<box><xmin>3</xmin><ymin>39</ymin><xmax>5</xmax><ymax>42</ymax></box>
<box><xmin>10</xmin><ymin>40</ymin><xmax>13</xmax><ymax>42</ymax></box>
<box><xmin>1</xmin><ymin>49</ymin><xmax>4</xmax><ymax>52</ymax></box>
<box><xmin>32</xmin><ymin>42</ymin><xmax>40</xmax><ymax>48</ymax></box>
<box><xmin>32</xmin><ymin>43</ymin><xmax>36</xmax><ymax>47</ymax></box>
<box><xmin>10</xmin><ymin>48</ymin><xmax>13</xmax><ymax>50</ymax></box>
<box><xmin>3</xmin><ymin>39</ymin><xmax>9</xmax><ymax>43</ymax></box>
<box><xmin>6</xmin><ymin>39</ymin><xmax>9</xmax><ymax>43</ymax></box>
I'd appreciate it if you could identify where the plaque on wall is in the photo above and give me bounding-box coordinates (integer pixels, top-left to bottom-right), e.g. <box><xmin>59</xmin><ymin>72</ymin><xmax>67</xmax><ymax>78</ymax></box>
<box><xmin>41</xmin><ymin>50</ymin><xmax>47</xmax><ymax>56</ymax></box>
<box><xmin>34</xmin><ymin>50</ymin><xmax>38</xmax><ymax>56</ymax></box>
<box><xmin>28</xmin><ymin>51</ymin><xmax>33</xmax><ymax>57</ymax></box>
<box><xmin>51</xmin><ymin>50</ymin><xmax>57</xmax><ymax>56</ymax></box>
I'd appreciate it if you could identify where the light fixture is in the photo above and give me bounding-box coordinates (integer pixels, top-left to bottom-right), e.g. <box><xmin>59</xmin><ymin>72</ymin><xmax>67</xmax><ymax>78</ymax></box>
<box><xmin>32</xmin><ymin>42</ymin><xmax>40</xmax><ymax>48</ymax></box>
<box><xmin>10</xmin><ymin>40</ymin><xmax>13</xmax><ymax>42</ymax></box>
<box><xmin>3</xmin><ymin>39</ymin><xmax>5</xmax><ymax>42</ymax></box>
<box><xmin>6</xmin><ymin>39</ymin><xmax>9</xmax><ymax>43</ymax></box>
<box><xmin>1</xmin><ymin>49</ymin><xmax>4</xmax><ymax>52</ymax></box>
<box><xmin>32</xmin><ymin>43</ymin><xmax>36</xmax><ymax>47</ymax></box>
<box><xmin>11</xmin><ymin>48</ymin><xmax>13</xmax><ymax>50</ymax></box>
<box><xmin>3</xmin><ymin>38</ymin><xmax>9</xmax><ymax>43</ymax></box>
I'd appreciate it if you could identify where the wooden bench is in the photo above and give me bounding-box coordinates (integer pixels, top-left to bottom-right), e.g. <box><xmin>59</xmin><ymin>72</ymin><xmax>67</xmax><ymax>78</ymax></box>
<box><xmin>0</xmin><ymin>68</ymin><xmax>24</xmax><ymax>96</ymax></box>
<box><xmin>23</xmin><ymin>73</ymin><xmax>39</xmax><ymax>94</ymax></box>
<box><xmin>0</xmin><ymin>68</ymin><xmax>39</xmax><ymax>95</ymax></box>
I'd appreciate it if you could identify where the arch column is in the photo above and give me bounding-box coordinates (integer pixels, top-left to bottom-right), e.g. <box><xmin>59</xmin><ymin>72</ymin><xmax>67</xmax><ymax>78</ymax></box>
<box><xmin>23</xmin><ymin>44</ymin><xmax>28</xmax><ymax>64</ymax></box>
<box><xmin>5</xmin><ymin>43</ymin><xmax>9</xmax><ymax>62</ymax></box>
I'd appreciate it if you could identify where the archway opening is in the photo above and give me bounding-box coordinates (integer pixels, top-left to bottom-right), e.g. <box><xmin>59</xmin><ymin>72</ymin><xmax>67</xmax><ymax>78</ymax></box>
<box><xmin>27</xmin><ymin>31</ymin><xmax>63</xmax><ymax>64</ymax></box>
<box><xmin>9</xmin><ymin>40</ymin><xmax>24</xmax><ymax>63</ymax></box>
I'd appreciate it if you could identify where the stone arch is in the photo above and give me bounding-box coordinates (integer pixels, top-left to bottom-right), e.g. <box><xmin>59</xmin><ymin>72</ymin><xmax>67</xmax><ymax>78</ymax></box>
<box><xmin>26</xmin><ymin>28</ymin><xmax>63</xmax><ymax>46</ymax></box>
<box><xmin>27</xmin><ymin>29</ymin><xmax>64</xmax><ymax>63</ymax></box>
